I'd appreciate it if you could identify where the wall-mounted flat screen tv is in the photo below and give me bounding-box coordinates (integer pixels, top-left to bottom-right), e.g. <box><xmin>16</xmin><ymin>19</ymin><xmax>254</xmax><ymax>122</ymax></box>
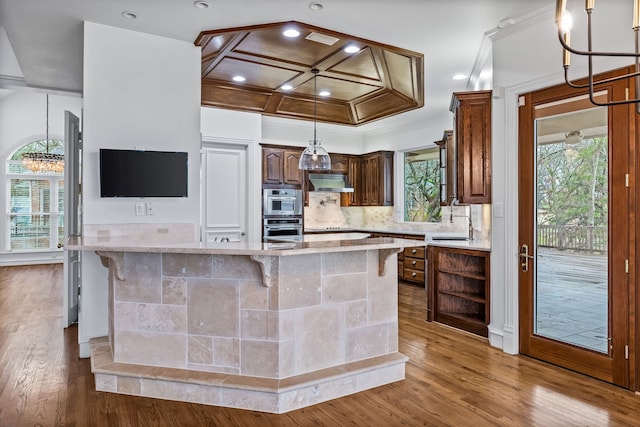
<box><xmin>100</xmin><ymin>149</ymin><xmax>188</xmax><ymax>197</ymax></box>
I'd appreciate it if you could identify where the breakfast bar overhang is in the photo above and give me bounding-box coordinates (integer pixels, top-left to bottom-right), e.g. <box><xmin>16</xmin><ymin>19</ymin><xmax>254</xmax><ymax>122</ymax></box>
<box><xmin>66</xmin><ymin>235</ymin><xmax>424</xmax><ymax>414</ymax></box>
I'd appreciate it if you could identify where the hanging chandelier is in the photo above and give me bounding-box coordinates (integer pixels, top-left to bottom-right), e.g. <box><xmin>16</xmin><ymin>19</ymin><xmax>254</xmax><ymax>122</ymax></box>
<box><xmin>22</xmin><ymin>94</ymin><xmax>65</xmax><ymax>174</ymax></box>
<box><xmin>555</xmin><ymin>0</ymin><xmax>640</xmax><ymax>112</ymax></box>
<box><xmin>298</xmin><ymin>68</ymin><xmax>331</xmax><ymax>170</ymax></box>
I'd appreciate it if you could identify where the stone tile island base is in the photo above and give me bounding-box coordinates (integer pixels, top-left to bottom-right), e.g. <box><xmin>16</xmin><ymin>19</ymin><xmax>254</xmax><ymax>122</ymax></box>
<box><xmin>90</xmin><ymin>337</ymin><xmax>407</xmax><ymax>413</ymax></box>
<box><xmin>71</xmin><ymin>236</ymin><xmax>422</xmax><ymax>414</ymax></box>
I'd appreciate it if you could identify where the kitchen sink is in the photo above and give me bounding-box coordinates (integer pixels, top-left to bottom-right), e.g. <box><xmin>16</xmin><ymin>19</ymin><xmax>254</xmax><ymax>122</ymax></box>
<box><xmin>430</xmin><ymin>236</ymin><xmax>469</xmax><ymax>241</ymax></box>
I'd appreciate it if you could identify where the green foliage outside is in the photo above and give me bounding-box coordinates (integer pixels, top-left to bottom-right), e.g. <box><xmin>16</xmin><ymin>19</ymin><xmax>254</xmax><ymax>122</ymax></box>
<box><xmin>537</xmin><ymin>136</ymin><xmax>608</xmax><ymax>227</ymax></box>
<box><xmin>404</xmin><ymin>157</ymin><xmax>441</xmax><ymax>222</ymax></box>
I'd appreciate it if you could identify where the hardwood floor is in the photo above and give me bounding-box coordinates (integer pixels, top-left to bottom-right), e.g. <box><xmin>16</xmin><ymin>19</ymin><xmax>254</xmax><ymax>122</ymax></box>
<box><xmin>1</xmin><ymin>264</ymin><xmax>639</xmax><ymax>426</ymax></box>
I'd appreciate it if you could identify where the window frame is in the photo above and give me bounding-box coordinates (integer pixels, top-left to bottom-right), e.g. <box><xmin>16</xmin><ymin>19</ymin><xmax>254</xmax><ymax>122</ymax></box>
<box><xmin>402</xmin><ymin>147</ymin><xmax>442</xmax><ymax>223</ymax></box>
<box><xmin>6</xmin><ymin>141</ymin><xmax>65</xmax><ymax>252</ymax></box>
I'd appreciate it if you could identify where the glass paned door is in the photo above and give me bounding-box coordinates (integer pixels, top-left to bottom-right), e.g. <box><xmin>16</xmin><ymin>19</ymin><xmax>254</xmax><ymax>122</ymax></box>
<box><xmin>534</xmin><ymin>106</ymin><xmax>608</xmax><ymax>353</ymax></box>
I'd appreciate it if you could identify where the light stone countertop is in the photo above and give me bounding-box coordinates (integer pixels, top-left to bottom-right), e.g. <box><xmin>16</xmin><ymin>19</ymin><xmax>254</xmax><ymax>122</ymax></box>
<box><xmin>66</xmin><ymin>235</ymin><xmax>425</xmax><ymax>256</ymax></box>
<box><xmin>304</xmin><ymin>226</ymin><xmax>492</xmax><ymax>251</ymax></box>
<box><xmin>424</xmin><ymin>236</ymin><xmax>491</xmax><ymax>252</ymax></box>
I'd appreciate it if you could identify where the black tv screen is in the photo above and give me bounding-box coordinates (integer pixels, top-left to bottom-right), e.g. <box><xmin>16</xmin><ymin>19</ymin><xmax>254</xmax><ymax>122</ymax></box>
<box><xmin>100</xmin><ymin>149</ymin><xmax>188</xmax><ymax>197</ymax></box>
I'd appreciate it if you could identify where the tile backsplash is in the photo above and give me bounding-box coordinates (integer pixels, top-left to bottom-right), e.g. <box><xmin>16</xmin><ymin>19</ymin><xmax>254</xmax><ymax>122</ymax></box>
<box><xmin>304</xmin><ymin>192</ymin><xmax>491</xmax><ymax>239</ymax></box>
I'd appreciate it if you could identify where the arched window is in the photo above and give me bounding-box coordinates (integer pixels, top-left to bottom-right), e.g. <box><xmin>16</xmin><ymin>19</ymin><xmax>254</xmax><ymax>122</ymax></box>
<box><xmin>6</xmin><ymin>139</ymin><xmax>64</xmax><ymax>251</ymax></box>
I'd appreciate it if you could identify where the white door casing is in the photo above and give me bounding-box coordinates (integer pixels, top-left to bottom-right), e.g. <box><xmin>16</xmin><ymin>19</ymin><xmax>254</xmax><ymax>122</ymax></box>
<box><xmin>63</xmin><ymin>110</ymin><xmax>81</xmax><ymax>327</ymax></box>
<box><xmin>201</xmin><ymin>141</ymin><xmax>248</xmax><ymax>243</ymax></box>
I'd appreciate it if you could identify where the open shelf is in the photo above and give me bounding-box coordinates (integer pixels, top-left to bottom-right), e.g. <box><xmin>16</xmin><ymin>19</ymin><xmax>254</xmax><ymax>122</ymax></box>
<box><xmin>438</xmin><ymin>268</ymin><xmax>485</xmax><ymax>281</ymax></box>
<box><xmin>438</xmin><ymin>290</ymin><xmax>486</xmax><ymax>303</ymax></box>
<box><xmin>427</xmin><ymin>246</ymin><xmax>490</xmax><ymax>337</ymax></box>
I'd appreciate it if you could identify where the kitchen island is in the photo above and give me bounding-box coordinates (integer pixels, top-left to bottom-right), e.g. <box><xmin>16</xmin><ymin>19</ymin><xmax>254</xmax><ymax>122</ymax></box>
<box><xmin>66</xmin><ymin>234</ymin><xmax>424</xmax><ymax>414</ymax></box>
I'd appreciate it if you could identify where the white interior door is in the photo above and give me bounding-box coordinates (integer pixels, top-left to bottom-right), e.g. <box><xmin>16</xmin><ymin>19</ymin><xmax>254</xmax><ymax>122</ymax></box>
<box><xmin>202</xmin><ymin>142</ymin><xmax>247</xmax><ymax>243</ymax></box>
<box><xmin>63</xmin><ymin>111</ymin><xmax>81</xmax><ymax>327</ymax></box>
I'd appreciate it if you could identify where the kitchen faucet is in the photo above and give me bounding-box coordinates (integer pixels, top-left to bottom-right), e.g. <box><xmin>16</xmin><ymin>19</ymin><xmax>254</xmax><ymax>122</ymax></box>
<box><xmin>449</xmin><ymin>203</ymin><xmax>474</xmax><ymax>241</ymax></box>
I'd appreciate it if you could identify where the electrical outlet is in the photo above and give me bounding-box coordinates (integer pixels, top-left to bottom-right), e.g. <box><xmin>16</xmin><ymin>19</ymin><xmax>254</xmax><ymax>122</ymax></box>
<box><xmin>146</xmin><ymin>202</ymin><xmax>155</xmax><ymax>216</ymax></box>
<box><xmin>135</xmin><ymin>203</ymin><xmax>146</xmax><ymax>216</ymax></box>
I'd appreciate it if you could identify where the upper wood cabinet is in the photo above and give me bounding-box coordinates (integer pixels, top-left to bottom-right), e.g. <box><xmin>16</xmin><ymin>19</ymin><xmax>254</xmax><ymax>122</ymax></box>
<box><xmin>435</xmin><ymin>130</ymin><xmax>454</xmax><ymax>206</ymax></box>
<box><xmin>449</xmin><ymin>90</ymin><xmax>492</xmax><ymax>204</ymax></box>
<box><xmin>261</xmin><ymin>145</ymin><xmax>303</xmax><ymax>187</ymax></box>
<box><xmin>341</xmin><ymin>156</ymin><xmax>362</xmax><ymax>207</ymax></box>
<box><xmin>360</xmin><ymin>151</ymin><xmax>394</xmax><ymax>206</ymax></box>
<box><xmin>329</xmin><ymin>154</ymin><xmax>349</xmax><ymax>174</ymax></box>
<box><xmin>263</xmin><ymin>147</ymin><xmax>393</xmax><ymax>206</ymax></box>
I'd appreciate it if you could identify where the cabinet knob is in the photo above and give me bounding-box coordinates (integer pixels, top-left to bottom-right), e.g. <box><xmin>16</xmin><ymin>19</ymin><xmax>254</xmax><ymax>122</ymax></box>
<box><xmin>412</xmin><ymin>260</ymin><xmax>417</xmax><ymax>265</ymax></box>
<box><xmin>411</xmin><ymin>249</ymin><xmax>417</xmax><ymax>254</ymax></box>
<box><xmin>411</xmin><ymin>272</ymin><xmax>417</xmax><ymax>277</ymax></box>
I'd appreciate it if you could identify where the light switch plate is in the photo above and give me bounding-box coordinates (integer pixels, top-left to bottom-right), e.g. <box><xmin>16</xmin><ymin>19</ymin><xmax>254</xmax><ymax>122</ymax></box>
<box><xmin>493</xmin><ymin>202</ymin><xmax>505</xmax><ymax>218</ymax></box>
<box><xmin>135</xmin><ymin>203</ymin><xmax>146</xmax><ymax>216</ymax></box>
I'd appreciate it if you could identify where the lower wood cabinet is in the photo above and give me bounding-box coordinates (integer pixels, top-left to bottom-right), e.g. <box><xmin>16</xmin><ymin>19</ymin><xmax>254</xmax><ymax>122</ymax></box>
<box><xmin>372</xmin><ymin>233</ymin><xmax>425</xmax><ymax>285</ymax></box>
<box><xmin>427</xmin><ymin>246</ymin><xmax>490</xmax><ymax>337</ymax></box>
<box><xmin>402</xmin><ymin>237</ymin><xmax>425</xmax><ymax>285</ymax></box>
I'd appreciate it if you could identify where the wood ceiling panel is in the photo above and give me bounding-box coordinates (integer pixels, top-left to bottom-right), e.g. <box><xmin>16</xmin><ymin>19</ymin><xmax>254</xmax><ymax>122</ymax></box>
<box><xmin>201</xmin><ymin>33</ymin><xmax>237</xmax><ymax>59</ymax></box>
<box><xmin>291</xmin><ymin>75</ymin><xmax>381</xmax><ymax>101</ymax></box>
<box><xmin>201</xmin><ymin>83</ymin><xmax>271</xmax><ymax>112</ymax></box>
<box><xmin>195</xmin><ymin>21</ymin><xmax>424</xmax><ymax>126</ymax></box>
<box><xmin>355</xmin><ymin>91</ymin><xmax>416</xmax><ymax>123</ymax></box>
<box><xmin>328</xmin><ymin>47</ymin><xmax>381</xmax><ymax>82</ymax></box>
<box><xmin>385</xmin><ymin>51</ymin><xmax>419</xmax><ymax>100</ymax></box>
<box><xmin>204</xmin><ymin>57</ymin><xmax>301</xmax><ymax>90</ymax></box>
<box><xmin>233</xmin><ymin>28</ymin><xmax>339</xmax><ymax>68</ymax></box>
<box><xmin>275</xmin><ymin>97</ymin><xmax>353</xmax><ymax>125</ymax></box>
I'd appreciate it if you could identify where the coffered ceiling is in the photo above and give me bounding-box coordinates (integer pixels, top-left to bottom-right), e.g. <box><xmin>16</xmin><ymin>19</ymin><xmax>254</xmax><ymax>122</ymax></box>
<box><xmin>195</xmin><ymin>21</ymin><xmax>423</xmax><ymax>126</ymax></box>
<box><xmin>0</xmin><ymin>0</ymin><xmax>554</xmax><ymax>133</ymax></box>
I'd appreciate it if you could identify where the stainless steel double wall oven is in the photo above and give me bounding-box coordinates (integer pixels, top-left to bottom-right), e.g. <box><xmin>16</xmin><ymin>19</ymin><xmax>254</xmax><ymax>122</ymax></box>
<box><xmin>262</xmin><ymin>188</ymin><xmax>303</xmax><ymax>240</ymax></box>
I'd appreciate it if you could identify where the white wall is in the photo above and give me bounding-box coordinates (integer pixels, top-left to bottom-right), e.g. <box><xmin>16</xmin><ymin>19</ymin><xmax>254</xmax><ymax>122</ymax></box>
<box><xmin>79</xmin><ymin>22</ymin><xmax>201</xmax><ymax>356</ymax></box>
<box><xmin>262</xmin><ymin>116</ymin><xmax>366</xmax><ymax>154</ymax></box>
<box><xmin>0</xmin><ymin>91</ymin><xmax>82</xmax><ymax>264</ymax></box>
<box><xmin>82</xmin><ymin>23</ymin><xmax>201</xmax><ymax>227</ymax></box>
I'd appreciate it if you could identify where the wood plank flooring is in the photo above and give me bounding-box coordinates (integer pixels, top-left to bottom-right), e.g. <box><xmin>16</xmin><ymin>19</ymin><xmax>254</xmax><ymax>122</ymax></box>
<box><xmin>1</xmin><ymin>264</ymin><xmax>639</xmax><ymax>426</ymax></box>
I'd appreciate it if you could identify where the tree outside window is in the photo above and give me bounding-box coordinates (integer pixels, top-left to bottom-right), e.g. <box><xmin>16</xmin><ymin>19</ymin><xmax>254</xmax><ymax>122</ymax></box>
<box><xmin>6</xmin><ymin>140</ymin><xmax>64</xmax><ymax>251</ymax></box>
<box><xmin>404</xmin><ymin>147</ymin><xmax>441</xmax><ymax>222</ymax></box>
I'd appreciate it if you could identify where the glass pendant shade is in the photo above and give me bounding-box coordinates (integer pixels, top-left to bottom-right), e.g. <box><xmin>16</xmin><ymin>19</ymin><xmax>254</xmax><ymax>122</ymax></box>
<box><xmin>299</xmin><ymin>68</ymin><xmax>331</xmax><ymax>170</ymax></box>
<box><xmin>299</xmin><ymin>139</ymin><xmax>331</xmax><ymax>170</ymax></box>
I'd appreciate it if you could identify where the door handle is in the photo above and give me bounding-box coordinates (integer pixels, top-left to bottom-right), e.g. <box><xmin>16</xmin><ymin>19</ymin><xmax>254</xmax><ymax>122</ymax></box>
<box><xmin>519</xmin><ymin>244</ymin><xmax>534</xmax><ymax>272</ymax></box>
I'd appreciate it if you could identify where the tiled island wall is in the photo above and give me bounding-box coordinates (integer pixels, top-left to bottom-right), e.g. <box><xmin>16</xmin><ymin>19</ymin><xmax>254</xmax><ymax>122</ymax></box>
<box><xmin>91</xmin><ymin>248</ymin><xmax>407</xmax><ymax>413</ymax></box>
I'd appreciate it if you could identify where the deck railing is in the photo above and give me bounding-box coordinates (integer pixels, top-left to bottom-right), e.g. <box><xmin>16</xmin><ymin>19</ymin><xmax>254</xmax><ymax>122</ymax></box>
<box><xmin>537</xmin><ymin>225</ymin><xmax>607</xmax><ymax>253</ymax></box>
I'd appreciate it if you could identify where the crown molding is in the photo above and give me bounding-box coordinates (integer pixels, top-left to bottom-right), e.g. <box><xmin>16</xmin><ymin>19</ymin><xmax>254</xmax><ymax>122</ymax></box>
<box><xmin>0</xmin><ymin>74</ymin><xmax>82</xmax><ymax>96</ymax></box>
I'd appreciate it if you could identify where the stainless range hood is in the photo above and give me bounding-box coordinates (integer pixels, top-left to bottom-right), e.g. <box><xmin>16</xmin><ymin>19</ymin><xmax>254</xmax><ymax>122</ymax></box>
<box><xmin>308</xmin><ymin>173</ymin><xmax>354</xmax><ymax>193</ymax></box>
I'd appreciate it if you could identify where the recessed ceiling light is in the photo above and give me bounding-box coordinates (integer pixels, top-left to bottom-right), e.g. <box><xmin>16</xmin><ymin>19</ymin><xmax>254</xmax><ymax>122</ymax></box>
<box><xmin>319</xmin><ymin>90</ymin><xmax>330</xmax><ymax>97</ymax></box>
<box><xmin>309</xmin><ymin>2</ymin><xmax>324</xmax><ymax>11</ymax></box>
<box><xmin>497</xmin><ymin>18</ymin><xmax>515</xmax><ymax>29</ymax></box>
<box><xmin>452</xmin><ymin>74</ymin><xmax>467</xmax><ymax>80</ymax></box>
<box><xmin>232</xmin><ymin>75</ymin><xmax>246</xmax><ymax>82</ymax></box>
<box><xmin>281</xmin><ymin>84</ymin><xmax>293</xmax><ymax>91</ymax></box>
<box><xmin>344</xmin><ymin>45</ymin><xmax>360</xmax><ymax>54</ymax></box>
<box><xmin>121</xmin><ymin>11</ymin><xmax>138</xmax><ymax>19</ymax></box>
<box><xmin>194</xmin><ymin>1</ymin><xmax>210</xmax><ymax>9</ymax></box>
<box><xmin>283</xmin><ymin>29</ymin><xmax>300</xmax><ymax>38</ymax></box>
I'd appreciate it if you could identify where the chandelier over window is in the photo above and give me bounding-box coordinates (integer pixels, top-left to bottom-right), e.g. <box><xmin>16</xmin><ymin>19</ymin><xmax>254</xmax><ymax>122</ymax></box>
<box><xmin>22</xmin><ymin>94</ymin><xmax>65</xmax><ymax>174</ymax></box>
<box><xmin>555</xmin><ymin>0</ymin><xmax>640</xmax><ymax>112</ymax></box>
<box><xmin>299</xmin><ymin>68</ymin><xmax>332</xmax><ymax>170</ymax></box>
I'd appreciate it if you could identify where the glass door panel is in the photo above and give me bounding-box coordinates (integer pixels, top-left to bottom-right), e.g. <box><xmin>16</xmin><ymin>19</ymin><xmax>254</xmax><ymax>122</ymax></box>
<box><xmin>534</xmin><ymin>105</ymin><xmax>608</xmax><ymax>353</ymax></box>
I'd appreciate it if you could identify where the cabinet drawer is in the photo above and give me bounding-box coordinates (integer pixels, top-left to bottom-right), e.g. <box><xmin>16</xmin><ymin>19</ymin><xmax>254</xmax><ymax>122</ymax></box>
<box><xmin>404</xmin><ymin>246</ymin><xmax>425</xmax><ymax>258</ymax></box>
<box><xmin>403</xmin><ymin>257</ymin><xmax>425</xmax><ymax>271</ymax></box>
<box><xmin>403</xmin><ymin>268</ymin><xmax>425</xmax><ymax>283</ymax></box>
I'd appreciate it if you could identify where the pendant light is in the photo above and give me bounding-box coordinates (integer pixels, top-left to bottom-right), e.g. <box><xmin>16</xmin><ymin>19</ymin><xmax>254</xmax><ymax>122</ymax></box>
<box><xmin>22</xmin><ymin>94</ymin><xmax>65</xmax><ymax>174</ymax></box>
<box><xmin>298</xmin><ymin>68</ymin><xmax>331</xmax><ymax>170</ymax></box>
